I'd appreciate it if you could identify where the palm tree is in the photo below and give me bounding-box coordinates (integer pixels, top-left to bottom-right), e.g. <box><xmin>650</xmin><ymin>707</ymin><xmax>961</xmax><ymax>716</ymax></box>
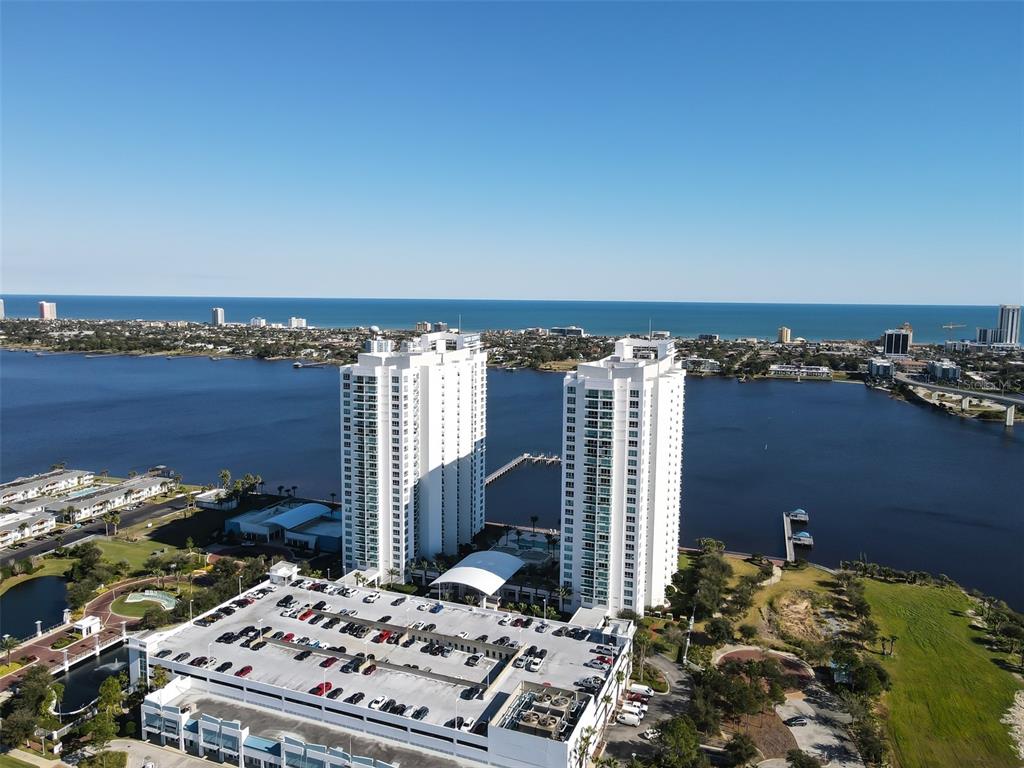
<box><xmin>110</xmin><ymin>512</ymin><xmax>121</xmax><ymax>535</ymax></box>
<box><xmin>101</xmin><ymin>512</ymin><xmax>112</xmax><ymax>536</ymax></box>
<box><xmin>277</xmin><ymin>485</ymin><xmax>285</xmax><ymax>497</ymax></box>
<box><xmin>633</xmin><ymin>631</ymin><xmax>652</xmax><ymax>684</ymax></box>
<box><xmin>556</xmin><ymin>585</ymin><xmax>572</xmax><ymax>613</ymax></box>
<box><xmin>575</xmin><ymin>725</ymin><xmax>596</xmax><ymax>768</ymax></box>
<box><xmin>290</xmin><ymin>485</ymin><xmax>298</xmax><ymax>498</ymax></box>
<box><xmin>386</xmin><ymin>566</ymin><xmax>401</xmax><ymax>585</ymax></box>
<box><xmin>353</xmin><ymin>572</ymin><xmax>366</xmax><ymax>588</ymax></box>
<box><xmin>544</xmin><ymin>532</ymin><xmax>558</xmax><ymax>555</ymax></box>
<box><xmin>1</xmin><ymin>635</ymin><xmax>19</xmax><ymax>665</ymax></box>
<box><xmin>530</xmin><ymin>515</ymin><xmax>539</xmax><ymax>533</ymax></box>
<box><xmin>218</xmin><ymin>469</ymin><xmax>232</xmax><ymax>489</ymax></box>
<box><xmin>888</xmin><ymin>635</ymin><xmax>899</xmax><ymax>656</ymax></box>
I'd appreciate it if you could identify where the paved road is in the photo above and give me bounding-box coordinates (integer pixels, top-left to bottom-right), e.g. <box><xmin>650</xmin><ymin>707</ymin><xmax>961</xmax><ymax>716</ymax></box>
<box><xmin>776</xmin><ymin>685</ymin><xmax>864</xmax><ymax>768</ymax></box>
<box><xmin>895</xmin><ymin>372</ymin><xmax>1024</xmax><ymax>408</ymax></box>
<box><xmin>0</xmin><ymin>495</ymin><xmax>188</xmax><ymax>567</ymax></box>
<box><xmin>0</xmin><ymin>576</ymin><xmax>158</xmax><ymax>694</ymax></box>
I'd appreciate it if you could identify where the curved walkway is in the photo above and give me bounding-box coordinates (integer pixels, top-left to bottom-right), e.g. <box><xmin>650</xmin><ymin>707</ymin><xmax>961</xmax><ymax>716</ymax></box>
<box><xmin>0</xmin><ymin>575</ymin><xmax>159</xmax><ymax>693</ymax></box>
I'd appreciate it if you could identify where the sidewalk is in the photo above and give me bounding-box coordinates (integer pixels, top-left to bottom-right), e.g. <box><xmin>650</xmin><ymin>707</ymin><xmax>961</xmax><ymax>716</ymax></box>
<box><xmin>6</xmin><ymin>748</ymin><xmax>67</xmax><ymax>768</ymax></box>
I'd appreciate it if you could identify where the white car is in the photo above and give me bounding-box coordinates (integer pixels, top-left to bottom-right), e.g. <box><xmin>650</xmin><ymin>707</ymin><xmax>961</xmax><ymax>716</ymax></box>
<box><xmin>461</xmin><ymin>718</ymin><xmax>476</xmax><ymax>732</ymax></box>
<box><xmin>527</xmin><ymin>657</ymin><xmax>543</xmax><ymax>673</ymax></box>
<box><xmin>417</xmin><ymin>603</ymin><xmax>429</xmax><ymax>612</ymax></box>
<box><xmin>368</xmin><ymin>696</ymin><xmax>387</xmax><ymax>710</ymax></box>
<box><xmin>363</xmin><ymin>593</ymin><xmax>381</xmax><ymax>604</ymax></box>
<box><xmin>457</xmin><ymin>631</ymin><xmax>469</xmax><ymax>639</ymax></box>
<box><xmin>640</xmin><ymin>728</ymin><xmax>660</xmax><ymax>741</ymax></box>
<box><xmin>535</xmin><ymin>622</ymin><xmax>549</xmax><ymax>633</ymax></box>
<box><xmin>499</xmin><ymin>616</ymin><xmax>511</xmax><ymax>626</ymax></box>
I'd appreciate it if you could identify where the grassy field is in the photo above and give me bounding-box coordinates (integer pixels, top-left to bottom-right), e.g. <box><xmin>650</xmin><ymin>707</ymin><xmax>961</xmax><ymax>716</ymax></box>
<box><xmin>740</xmin><ymin>563</ymin><xmax>833</xmax><ymax>633</ymax></box>
<box><xmin>94</xmin><ymin>537</ymin><xmax>182</xmax><ymax>573</ymax></box>
<box><xmin>0</xmin><ymin>754</ymin><xmax>37</xmax><ymax>768</ymax></box>
<box><xmin>864</xmin><ymin>580</ymin><xmax>1021</xmax><ymax>768</ymax></box>
<box><xmin>110</xmin><ymin>594</ymin><xmax>162</xmax><ymax>617</ymax></box>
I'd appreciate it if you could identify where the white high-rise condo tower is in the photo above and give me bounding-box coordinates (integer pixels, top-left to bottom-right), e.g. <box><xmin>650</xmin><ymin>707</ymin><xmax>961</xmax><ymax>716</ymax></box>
<box><xmin>997</xmin><ymin>304</ymin><xmax>1021</xmax><ymax>347</ymax></box>
<box><xmin>559</xmin><ymin>338</ymin><xmax>685</xmax><ymax>617</ymax></box>
<box><xmin>211</xmin><ymin>307</ymin><xmax>225</xmax><ymax>326</ymax></box>
<box><xmin>38</xmin><ymin>301</ymin><xmax>57</xmax><ymax>320</ymax></box>
<box><xmin>340</xmin><ymin>331</ymin><xmax>487</xmax><ymax>580</ymax></box>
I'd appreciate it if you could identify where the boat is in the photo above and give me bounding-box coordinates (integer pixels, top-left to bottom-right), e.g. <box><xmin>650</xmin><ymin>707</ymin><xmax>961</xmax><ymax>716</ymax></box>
<box><xmin>787</xmin><ymin>508</ymin><xmax>809</xmax><ymax>523</ymax></box>
<box><xmin>791</xmin><ymin>531</ymin><xmax>814</xmax><ymax>547</ymax></box>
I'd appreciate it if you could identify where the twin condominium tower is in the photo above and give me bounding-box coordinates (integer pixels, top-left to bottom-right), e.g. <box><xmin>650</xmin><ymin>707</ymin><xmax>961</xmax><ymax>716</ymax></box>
<box><xmin>339</xmin><ymin>332</ymin><xmax>685</xmax><ymax>616</ymax></box>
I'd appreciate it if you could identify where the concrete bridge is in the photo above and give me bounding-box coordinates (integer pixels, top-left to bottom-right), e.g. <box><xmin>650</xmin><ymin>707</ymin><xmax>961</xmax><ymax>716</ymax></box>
<box><xmin>895</xmin><ymin>372</ymin><xmax>1022</xmax><ymax>426</ymax></box>
<box><xmin>485</xmin><ymin>453</ymin><xmax>561</xmax><ymax>484</ymax></box>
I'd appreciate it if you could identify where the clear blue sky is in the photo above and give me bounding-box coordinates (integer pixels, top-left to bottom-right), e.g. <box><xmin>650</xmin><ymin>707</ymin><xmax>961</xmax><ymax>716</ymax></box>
<box><xmin>2</xmin><ymin>1</ymin><xmax>1021</xmax><ymax>304</ymax></box>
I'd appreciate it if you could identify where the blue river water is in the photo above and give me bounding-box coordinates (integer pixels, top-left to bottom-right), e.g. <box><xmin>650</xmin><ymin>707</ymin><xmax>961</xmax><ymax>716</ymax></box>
<box><xmin>0</xmin><ymin>294</ymin><xmax>1000</xmax><ymax>343</ymax></box>
<box><xmin>1</xmin><ymin>350</ymin><xmax>1020</xmax><ymax>606</ymax></box>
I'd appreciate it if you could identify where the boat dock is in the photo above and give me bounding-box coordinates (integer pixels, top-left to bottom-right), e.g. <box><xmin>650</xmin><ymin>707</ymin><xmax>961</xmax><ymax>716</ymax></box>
<box><xmin>783</xmin><ymin>509</ymin><xmax>813</xmax><ymax>562</ymax></box>
<box><xmin>485</xmin><ymin>453</ymin><xmax>561</xmax><ymax>485</ymax></box>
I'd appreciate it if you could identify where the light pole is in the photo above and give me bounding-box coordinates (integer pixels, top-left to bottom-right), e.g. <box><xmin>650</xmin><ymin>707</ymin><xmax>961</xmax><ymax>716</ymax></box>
<box><xmin>237</xmin><ymin>575</ymin><xmax>242</xmax><ymax>597</ymax></box>
<box><xmin>189</xmin><ymin>600</ymin><xmax>194</xmax><ymax>622</ymax></box>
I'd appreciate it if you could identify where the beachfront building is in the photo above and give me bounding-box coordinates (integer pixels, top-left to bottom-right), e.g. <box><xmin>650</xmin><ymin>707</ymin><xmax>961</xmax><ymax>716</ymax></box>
<box><xmin>883</xmin><ymin>323</ymin><xmax>913</xmax><ymax>357</ymax></box>
<box><xmin>777</xmin><ymin>326</ymin><xmax>792</xmax><ymax>344</ymax></box>
<box><xmin>559</xmin><ymin>338</ymin><xmax>685</xmax><ymax>617</ymax></box>
<box><xmin>0</xmin><ymin>468</ymin><xmax>94</xmax><ymax>506</ymax></box>
<box><xmin>211</xmin><ymin>307</ymin><xmax>226</xmax><ymax>326</ymax></box>
<box><xmin>249</xmin><ymin>317</ymin><xmax>267</xmax><ymax>328</ymax></box>
<box><xmin>340</xmin><ymin>331</ymin><xmax>487</xmax><ymax>580</ymax></box>
<box><xmin>998</xmin><ymin>304</ymin><xmax>1021</xmax><ymax>347</ymax></box>
<box><xmin>288</xmin><ymin>317</ymin><xmax>307</xmax><ymax>329</ymax></box>
<box><xmin>38</xmin><ymin>301</ymin><xmax>58</xmax><ymax>320</ymax></box>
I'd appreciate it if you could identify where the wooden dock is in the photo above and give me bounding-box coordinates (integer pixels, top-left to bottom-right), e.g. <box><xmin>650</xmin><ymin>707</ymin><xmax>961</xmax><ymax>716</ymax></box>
<box><xmin>485</xmin><ymin>453</ymin><xmax>561</xmax><ymax>485</ymax></box>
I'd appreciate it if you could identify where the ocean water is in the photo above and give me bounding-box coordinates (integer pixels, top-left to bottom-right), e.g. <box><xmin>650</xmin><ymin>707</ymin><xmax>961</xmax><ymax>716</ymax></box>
<box><xmin>2</xmin><ymin>350</ymin><xmax>1020</xmax><ymax>606</ymax></box>
<box><xmin>0</xmin><ymin>294</ymin><xmax>999</xmax><ymax>343</ymax></box>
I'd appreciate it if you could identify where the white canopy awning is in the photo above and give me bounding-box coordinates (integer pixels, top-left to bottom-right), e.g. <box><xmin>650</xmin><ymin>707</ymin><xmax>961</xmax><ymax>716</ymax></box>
<box><xmin>429</xmin><ymin>551</ymin><xmax>525</xmax><ymax>596</ymax></box>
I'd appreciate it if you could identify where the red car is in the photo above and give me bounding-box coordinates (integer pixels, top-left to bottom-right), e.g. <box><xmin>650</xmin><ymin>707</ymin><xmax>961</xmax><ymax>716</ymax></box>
<box><xmin>235</xmin><ymin>665</ymin><xmax>253</xmax><ymax>678</ymax></box>
<box><xmin>596</xmin><ymin>655</ymin><xmax>613</xmax><ymax>665</ymax></box>
<box><xmin>362</xmin><ymin>664</ymin><xmax>377</xmax><ymax>676</ymax></box>
<box><xmin>627</xmin><ymin>692</ymin><xmax>650</xmax><ymax>703</ymax></box>
<box><xmin>310</xmin><ymin>681</ymin><xmax>333</xmax><ymax>696</ymax></box>
<box><xmin>282</xmin><ymin>633</ymin><xmax>295</xmax><ymax>642</ymax></box>
<box><xmin>320</xmin><ymin>656</ymin><xmax>339</xmax><ymax>668</ymax></box>
<box><xmin>298</xmin><ymin>610</ymin><xmax>314</xmax><ymax>621</ymax></box>
<box><xmin>374</xmin><ymin>630</ymin><xmax>390</xmax><ymax>643</ymax></box>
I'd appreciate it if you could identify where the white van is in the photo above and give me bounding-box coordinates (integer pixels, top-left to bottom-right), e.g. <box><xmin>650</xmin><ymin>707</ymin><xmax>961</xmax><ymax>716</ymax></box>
<box><xmin>616</xmin><ymin>712</ymin><xmax>641</xmax><ymax>726</ymax></box>
<box><xmin>621</xmin><ymin>703</ymin><xmax>646</xmax><ymax>719</ymax></box>
<box><xmin>628</xmin><ymin>683</ymin><xmax>654</xmax><ymax>697</ymax></box>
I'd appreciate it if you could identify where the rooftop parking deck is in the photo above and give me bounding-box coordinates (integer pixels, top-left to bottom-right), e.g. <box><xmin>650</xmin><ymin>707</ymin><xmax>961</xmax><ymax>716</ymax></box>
<box><xmin>145</xmin><ymin>577</ymin><xmax>625</xmax><ymax>736</ymax></box>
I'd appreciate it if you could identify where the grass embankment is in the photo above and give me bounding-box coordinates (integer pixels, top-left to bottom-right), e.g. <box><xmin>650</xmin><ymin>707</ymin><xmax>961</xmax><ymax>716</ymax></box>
<box><xmin>863</xmin><ymin>580</ymin><xmax>1020</xmax><ymax>768</ymax></box>
<box><xmin>0</xmin><ymin>557</ymin><xmax>72</xmax><ymax>597</ymax></box>
<box><xmin>536</xmin><ymin>359</ymin><xmax>581</xmax><ymax>372</ymax></box>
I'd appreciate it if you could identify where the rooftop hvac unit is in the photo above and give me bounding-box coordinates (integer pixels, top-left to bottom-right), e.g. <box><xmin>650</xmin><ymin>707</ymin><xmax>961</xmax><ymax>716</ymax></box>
<box><xmin>552</xmin><ymin>696</ymin><xmax>570</xmax><ymax>708</ymax></box>
<box><xmin>539</xmin><ymin>716</ymin><xmax>558</xmax><ymax>728</ymax></box>
<box><xmin>520</xmin><ymin>712</ymin><xmax>539</xmax><ymax>724</ymax></box>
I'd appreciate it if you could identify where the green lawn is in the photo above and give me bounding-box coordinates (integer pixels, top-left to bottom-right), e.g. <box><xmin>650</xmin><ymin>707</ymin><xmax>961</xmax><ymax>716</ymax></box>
<box><xmin>0</xmin><ymin>754</ymin><xmax>37</xmax><ymax>768</ymax></box>
<box><xmin>94</xmin><ymin>538</ymin><xmax>182</xmax><ymax>573</ymax></box>
<box><xmin>864</xmin><ymin>580</ymin><xmax>1021</xmax><ymax>768</ymax></box>
<box><xmin>110</xmin><ymin>594</ymin><xmax>160</xmax><ymax>617</ymax></box>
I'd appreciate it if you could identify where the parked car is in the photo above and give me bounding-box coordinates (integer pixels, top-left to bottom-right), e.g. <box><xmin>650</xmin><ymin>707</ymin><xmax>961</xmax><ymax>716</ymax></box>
<box><xmin>784</xmin><ymin>716</ymin><xmax>809</xmax><ymax>727</ymax></box>
<box><xmin>320</xmin><ymin>656</ymin><xmax>339</xmax><ymax>668</ymax></box>
<box><xmin>362</xmin><ymin>664</ymin><xmax>378</xmax><ymax>676</ymax></box>
<box><xmin>412</xmin><ymin>706</ymin><xmax>429</xmax><ymax>720</ymax></box>
<box><xmin>345</xmin><ymin>692</ymin><xmax>365</xmax><ymax>704</ymax></box>
<box><xmin>391</xmin><ymin>596</ymin><xmax>407</xmax><ymax>606</ymax></box>
<box><xmin>616</xmin><ymin>712</ymin><xmax>641</xmax><ymax>726</ymax></box>
<box><xmin>295</xmin><ymin>650</ymin><xmax>312</xmax><ymax>661</ymax></box>
<box><xmin>156</xmin><ymin>649</ymin><xmax>173</xmax><ymax>659</ymax></box>
<box><xmin>368</xmin><ymin>696</ymin><xmax>387</xmax><ymax>710</ymax></box>
<box><xmin>173</xmin><ymin>652</ymin><xmax>191</xmax><ymax>663</ymax></box>
<box><xmin>363</xmin><ymin>592</ymin><xmax>381</xmax><ymax>604</ymax></box>
<box><xmin>215</xmin><ymin>662</ymin><xmax>233</xmax><ymax>673</ymax></box>
<box><xmin>466</xmin><ymin>654</ymin><xmax>481</xmax><ymax>667</ymax></box>
<box><xmin>327</xmin><ymin>687</ymin><xmax>345</xmax><ymax>700</ymax></box>
<box><xmin>310</xmin><ymin>682</ymin><xmax>332</xmax><ymax>696</ymax></box>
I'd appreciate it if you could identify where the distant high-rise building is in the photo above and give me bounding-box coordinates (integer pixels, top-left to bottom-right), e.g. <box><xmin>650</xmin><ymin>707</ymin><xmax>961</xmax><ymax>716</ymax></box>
<box><xmin>883</xmin><ymin>323</ymin><xmax>913</xmax><ymax>357</ymax></box>
<box><xmin>551</xmin><ymin>325</ymin><xmax>586</xmax><ymax>337</ymax></box>
<box><xmin>997</xmin><ymin>304</ymin><xmax>1021</xmax><ymax>347</ymax></box>
<box><xmin>288</xmin><ymin>317</ymin><xmax>307</xmax><ymax>329</ymax></box>
<box><xmin>697</xmin><ymin>334</ymin><xmax>719</xmax><ymax>342</ymax></box>
<box><xmin>211</xmin><ymin>307</ymin><xmax>225</xmax><ymax>326</ymax></box>
<box><xmin>415</xmin><ymin>321</ymin><xmax>432</xmax><ymax>333</ymax></box>
<box><xmin>0</xmin><ymin>298</ymin><xmax>5</xmax><ymax>319</ymax></box>
<box><xmin>559</xmin><ymin>338</ymin><xmax>685</xmax><ymax>617</ymax></box>
<box><xmin>38</xmin><ymin>301</ymin><xmax>57</xmax><ymax>320</ymax></box>
<box><xmin>249</xmin><ymin>317</ymin><xmax>267</xmax><ymax>327</ymax></box>
<box><xmin>340</xmin><ymin>331</ymin><xmax>487</xmax><ymax>579</ymax></box>
<box><xmin>777</xmin><ymin>326</ymin><xmax>792</xmax><ymax>344</ymax></box>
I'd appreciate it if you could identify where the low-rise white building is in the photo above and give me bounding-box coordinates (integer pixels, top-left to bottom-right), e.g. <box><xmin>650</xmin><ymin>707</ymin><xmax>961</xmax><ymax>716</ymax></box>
<box><xmin>927</xmin><ymin>359</ymin><xmax>961</xmax><ymax>382</ymax></box>
<box><xmin>0</xmin><ymin>469</ymin><xmax>94</xmax><ymax>506</ymax></box>
<box><xmin>867</xmin><ymin>358</ymin><xmax>894</xmax><ymax>379</ymax></box>
<box><xmin>0</xmin><ymin>510</ymin><xmax>57</xmax><ymax>549</ymax></box>
<box><xmin>48</xmin><ymin>475</ymin><xmax>173</xmax><ymax>523</ymax></box>
<box><xmin>768</xmin><ymin>364</ymin><xmax>833</xmax><ymax>380</ymax></box>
